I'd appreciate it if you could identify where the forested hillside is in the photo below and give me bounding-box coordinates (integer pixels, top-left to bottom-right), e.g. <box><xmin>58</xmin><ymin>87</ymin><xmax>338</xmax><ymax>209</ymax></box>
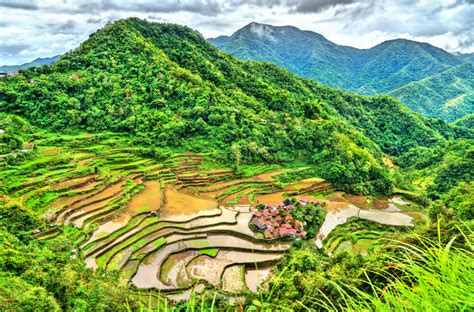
<box><xmin>452</xmin><ymin>113</ymin><xmax>474</xmax><ymax>129</ymax></box>
<box><xmin>3</xmin><ymin>18</ymin><xmax>468</xmax><ymax>194</ymax></box>
<box><xmin>389</xmin><ymin>63</ymin><xmax>474</xmax><ymax>122</ymax></box>
<box><xmin>210</xmin><ymin>23</ymin><xmax>473</xmax><ymax>121</ymax></box>
<box><xmin>0</xmin><ymin>18</ymin><xmax>473</xmax><ymax>311</ymax></box>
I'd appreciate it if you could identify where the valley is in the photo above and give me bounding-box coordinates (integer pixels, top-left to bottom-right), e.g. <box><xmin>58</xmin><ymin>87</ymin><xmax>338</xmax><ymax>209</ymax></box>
<box><xmin>0</xmin><ymin>17</ymin><xmax>472</xmax><ymax>311</ymax></box>
<box><xmin>2</xmin><ymin>132</ymin><xmax>419</xmax><ymax>301</ymax></box>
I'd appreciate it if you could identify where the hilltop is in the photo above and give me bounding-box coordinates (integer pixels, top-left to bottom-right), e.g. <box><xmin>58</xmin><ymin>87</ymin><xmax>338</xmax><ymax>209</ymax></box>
<box><xmin>2</xmin><ymin>18</ymin><xmax>465</xmax><ymax>194</ymax></box>
<box><xmin>210</xmin><ymin>23</ymin><xmax>473</xmax><ymax>121</ymax></box>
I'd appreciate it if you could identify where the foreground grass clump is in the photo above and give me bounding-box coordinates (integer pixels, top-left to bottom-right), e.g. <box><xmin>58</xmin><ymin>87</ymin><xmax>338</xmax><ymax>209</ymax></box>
<box><xmin>323</xmin><ymin>232</ymin><xmax>474</xmax><ymax>311</ymax></box>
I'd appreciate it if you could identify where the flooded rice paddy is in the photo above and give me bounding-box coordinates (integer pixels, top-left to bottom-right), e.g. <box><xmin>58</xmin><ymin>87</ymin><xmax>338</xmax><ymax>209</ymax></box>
<box><xmin>14</xmin><ymin>138</ymin><xmax>418</xmax><ymax>300</ymax></box>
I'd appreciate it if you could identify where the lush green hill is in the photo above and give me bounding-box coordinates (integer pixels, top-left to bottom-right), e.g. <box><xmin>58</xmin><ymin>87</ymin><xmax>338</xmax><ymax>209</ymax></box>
<box><xmin>3</xmin><ymin>18</ymin><xmax>466</xmax><ymax>194</ymax></box>
<box><xmin>1</xmin><ymin>18</ymin><xmax>473</xmax><ymax>312</ymax></box>
<box><xmin>209</xmin><ymin>22</ymin><xmax>361</xmax><ymax>90</ymax></box>
<box><xmin>396</xmin><ymin>138</ymin><xmax>474</xmax><ymax>198</ymax></box>
<box><xmin>389</xmin><ymin>63</ymin><xmax>474</xmax><ymax>122</ymax></box>
<box><xmin>0</xmin><ymin>56</ymin><xmax>60</xmax><ymax>75</ymax></box>
<box><xmin>210</xmin><ymin>23</ymin><xmax>472</xmax><ymax>121</ymax></box>
<box><xmin>452</xmin><ymin>113</ymin><xmax>474</xmax><ymax>129</ymax></box>
<box><xmin>0</xmin><ymin>113</ymin><xmax>38</xmax><ymax>155</ymax></box>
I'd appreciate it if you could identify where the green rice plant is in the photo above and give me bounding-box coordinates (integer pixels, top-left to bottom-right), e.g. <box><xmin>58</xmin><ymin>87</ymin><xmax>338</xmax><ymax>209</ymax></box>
<box><xmin>199</xmin><ymin>248</ymin><xmax>218</xmax><ymax>257</ymax></box>
<box><xmin>151</xmin><ymin>237</ymin><xmax>167</xmax><ymax>248</ymax></box>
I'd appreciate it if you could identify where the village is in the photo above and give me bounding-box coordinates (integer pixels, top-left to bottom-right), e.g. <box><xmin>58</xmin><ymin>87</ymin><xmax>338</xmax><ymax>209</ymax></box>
<box><xmin>249</xmin><ymin>200</ymin><xmax>310</xmax><ymax>239</ymax></box>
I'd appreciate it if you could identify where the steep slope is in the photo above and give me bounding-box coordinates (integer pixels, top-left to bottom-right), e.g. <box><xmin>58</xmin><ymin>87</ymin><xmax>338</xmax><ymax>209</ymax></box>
<box><xmin>452</xmin><ymin>113</ymin><xmax>474</xmax><ymax>129</ymax></box>
<box><xmin>0</xmin><ymin>55</ymin><xmax>60</xmax><ymax>74</ymax></box>
<box><xmin>210</xmin><ymin>22</ymin><xmax>361</xmax><ymax>90</ymax></box>
<box><xmin>0</xmin><ymin>18</ymin><xmax>467</xmax><ymax>193</ymax></box>
<box><xmin>357</xmin><ymin>39</ymin><xmax>461</xmax><ymax>93</ymax></box>
<box><xmin>389</xmin><ymin>63</ymin><xmax>474</xmax><ymax>122</ymax></box>
<box><xmin>210</xmin><ymin>23</ymin><xmax>470</xmax><ymax>121</ymax></box>
<box><xmin>210</xmin><ymin>23</ymin><xmax>462</xmax><ymax>94</ymax></box>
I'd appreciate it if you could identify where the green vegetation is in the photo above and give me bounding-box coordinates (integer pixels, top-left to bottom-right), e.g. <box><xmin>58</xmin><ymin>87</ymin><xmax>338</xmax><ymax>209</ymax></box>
<box><xmin>287</xmin><ymin>199</ymin><xmax>327</xmax><ymax>238</ymax></box>
<box><xmin>211</xmin><ymin>23</ymin><xmax>473</xmax><ymax>122</ymax></box>
<box><xmin>3</xmin><ymin>18</ymin><xmax>471</xmax><ymax>194</ymax></box>
<box><xmin>0</xmin><ymin>18</ymin><xmax>472</xmax><ymax>311</ymax></box>
<box><xmin>199</xmin><ymin>248</ymin><xmax>218</xmax><ymax>257</ymax></box>
<box><xmin>316</xmin><ymin>233</ymin><xmax>474</xmax><ymax>311</ymax></box>
<box><xmin>0</xmin><ymin>197</ymin><xmax>148</xmax><ymax>311</ymax></box>
<box><xmin>395</xmin><ymin>139</ymin><xmax>474</xmax><ymax>198</ymax></box>
<box><xmin>0</xmin><ymin>113</ymin><xmax>38</xmax><ymax>156</ymax></box>
<box><xmin>389</xmin><ymin>63</ymin><xmax>474</xmax><ymax>122</ymax></box>
<box><xmin>151</xmin><ymin>237</ymin><xmax>167</xmax><ymax>248</ymax></box>
<box><xmin>452</xmin><ymin>113</ymin><xmax>474</xmax><ymax>129</ymax></box>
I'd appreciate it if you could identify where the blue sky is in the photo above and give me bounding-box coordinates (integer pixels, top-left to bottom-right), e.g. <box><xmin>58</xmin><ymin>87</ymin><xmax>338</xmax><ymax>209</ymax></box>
<box><xmin>1</xmin><ymin>0</ymin><xmax>473</xmax><ymax>65</ymax></box>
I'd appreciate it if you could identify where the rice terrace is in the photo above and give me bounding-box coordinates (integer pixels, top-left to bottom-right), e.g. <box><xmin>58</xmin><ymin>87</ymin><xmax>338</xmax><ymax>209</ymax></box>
<box><xmin>1</xmin><ymin>10</ymin><xmax>473</xmax><ymax>310</ymax></box>
<box><xmin>1</xmin><ymin>132</ymin><xmax>423</xmax><ymax>302</ymax></box>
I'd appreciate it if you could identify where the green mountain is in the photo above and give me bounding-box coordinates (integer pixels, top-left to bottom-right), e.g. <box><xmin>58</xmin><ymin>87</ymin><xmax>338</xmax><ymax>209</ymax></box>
<box><xmin>0</xmin><ymin>55</ymin><xmax>60</xmax><ymax>74</ymax></box>
<box><xmin>210</xmin><ymin>23</ymin><xmax>472</xmax><ymax>121</ymax></box>
<box><xmin>389</xmin><ymin>63</ymin><xmax>474</xmax><ymax>122</ymax></box>
<box><xmin>452</xmin><ymin>113</ymin><xmax>474</xmax><ymax>129</ymax></box>
<box><xmin>0</xmin><ymin>18</ymin><xmax>473</xmax><ymax>312</ymax></box>
<box><xmin>458</xmin><ymin>52</ymin><xmax>474</xmax><ymax>63</ymax></box>
<box><xmin>209</xmin><ymin>23</ymin><xmax>361</xmax><ymax>90</ymax></box>
<box><xmin>1</xmin><ymin>18</ymin><xmax>468</xmax><ymax>194</ymax></box>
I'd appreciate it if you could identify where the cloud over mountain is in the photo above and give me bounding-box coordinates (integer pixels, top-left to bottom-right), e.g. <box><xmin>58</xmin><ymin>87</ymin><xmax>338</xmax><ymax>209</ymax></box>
<box><xmin>0</xmin><ymin>0</ymin><xmax>473</xmax><ymax>65</ymax></box>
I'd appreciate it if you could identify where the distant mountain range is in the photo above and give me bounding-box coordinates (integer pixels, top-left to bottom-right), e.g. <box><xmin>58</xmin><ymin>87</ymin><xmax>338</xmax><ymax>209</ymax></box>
<box><xmin>0</xmin><ymin>55</ymin><xmax>60</xmax><ymax>74</ymax></box>
<box><xmin>210</xmin><ymin>23</ymin><xmax>473</xmax><ymax>122</ymax></box>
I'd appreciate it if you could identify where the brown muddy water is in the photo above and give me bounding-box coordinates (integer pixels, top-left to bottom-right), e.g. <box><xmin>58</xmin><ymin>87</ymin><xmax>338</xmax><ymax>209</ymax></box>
<box><xmin>160</xmin><ymin>189</ymin><xmax>218</xmax><ymax>220</ymax></box>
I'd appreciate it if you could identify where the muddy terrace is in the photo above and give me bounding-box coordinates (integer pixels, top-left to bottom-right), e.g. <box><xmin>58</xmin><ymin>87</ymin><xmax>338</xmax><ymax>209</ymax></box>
<box><xmin>2</xmin><ymin>133</ymin><xmax>419</xmax><ymax>300</ymax></box>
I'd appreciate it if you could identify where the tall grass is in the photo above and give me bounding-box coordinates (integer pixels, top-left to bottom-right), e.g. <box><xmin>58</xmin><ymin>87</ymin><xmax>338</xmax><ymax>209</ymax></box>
<box><xmin>316</xmin><ymin>225</ymin><xmax>474</xmax><ymax>311</ymax></box>
<box><xmin>125</xmin><ymin>287</ymin><xmax>219</xmax><ymax>312</ymax></box>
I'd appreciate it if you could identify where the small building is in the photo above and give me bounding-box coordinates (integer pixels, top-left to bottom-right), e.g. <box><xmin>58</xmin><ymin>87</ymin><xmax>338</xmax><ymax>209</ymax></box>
<box><xmin>253</xmin><ymin>218</ymin><xmax>269</xmax><ymax>230</ymax></box>
<box><xmin>0</xmin><ymin>72</ymin><xmax>7</xmax><ymax>80</ymax></box>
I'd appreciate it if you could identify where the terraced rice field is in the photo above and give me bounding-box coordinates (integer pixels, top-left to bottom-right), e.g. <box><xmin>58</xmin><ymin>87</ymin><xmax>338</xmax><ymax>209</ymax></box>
<box><xmin>2</xmin><ymin>133</ymin><xmax>419</xmax><ymax>299</ymax></box>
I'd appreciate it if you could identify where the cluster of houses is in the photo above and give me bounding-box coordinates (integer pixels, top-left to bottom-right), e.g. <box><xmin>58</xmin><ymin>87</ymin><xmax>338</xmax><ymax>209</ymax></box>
<box><xmin>250</xmin><ymin>200</ymin><xmax>308</xmax><ymax>239</ymax></box>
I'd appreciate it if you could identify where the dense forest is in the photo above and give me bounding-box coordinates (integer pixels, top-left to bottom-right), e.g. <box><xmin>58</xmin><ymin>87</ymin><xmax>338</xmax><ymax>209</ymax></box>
<box><xmin>0</xmin><ymin>18</ymin><xmax>473</xmax><ymax>311</ymax></box>
<box><xmin>2</xmin><ymin>18</ymin><xmax>471</xmax><ymax>193</ymax></box>
<box><xmin>389</xmin><ymin>63</ymin><xmax>474</xmax><ymax>122</ymax></box>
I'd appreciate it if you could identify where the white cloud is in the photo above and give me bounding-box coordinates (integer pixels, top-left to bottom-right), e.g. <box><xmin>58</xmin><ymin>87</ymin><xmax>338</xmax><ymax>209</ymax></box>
<box><xmin>0</xmin><ymin>0</ymin><xmax>472</xmax><ymax>65</ymax></box>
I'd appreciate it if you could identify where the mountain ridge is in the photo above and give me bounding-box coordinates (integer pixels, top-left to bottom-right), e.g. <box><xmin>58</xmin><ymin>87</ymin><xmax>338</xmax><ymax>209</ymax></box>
<box><xmin>0</xmin><ymin>55</ymin><xmax>60</xmax><ymax>74</ymax></box>
<box><xmin>210</xmin><ymin>22</ymin><xmax>472</xmax><ymax>121</ymax></box>
<box><xmin>2</xmin><ymin>18</ymin><xmax>469</xmax><ymax>194</ymax></box>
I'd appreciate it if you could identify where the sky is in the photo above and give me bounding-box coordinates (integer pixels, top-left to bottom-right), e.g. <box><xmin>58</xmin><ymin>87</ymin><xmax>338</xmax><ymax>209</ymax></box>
<box><xmin>1</xmin><ymin>0</ymin><xmax>473</xmax><ymax>65</ymax></box>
